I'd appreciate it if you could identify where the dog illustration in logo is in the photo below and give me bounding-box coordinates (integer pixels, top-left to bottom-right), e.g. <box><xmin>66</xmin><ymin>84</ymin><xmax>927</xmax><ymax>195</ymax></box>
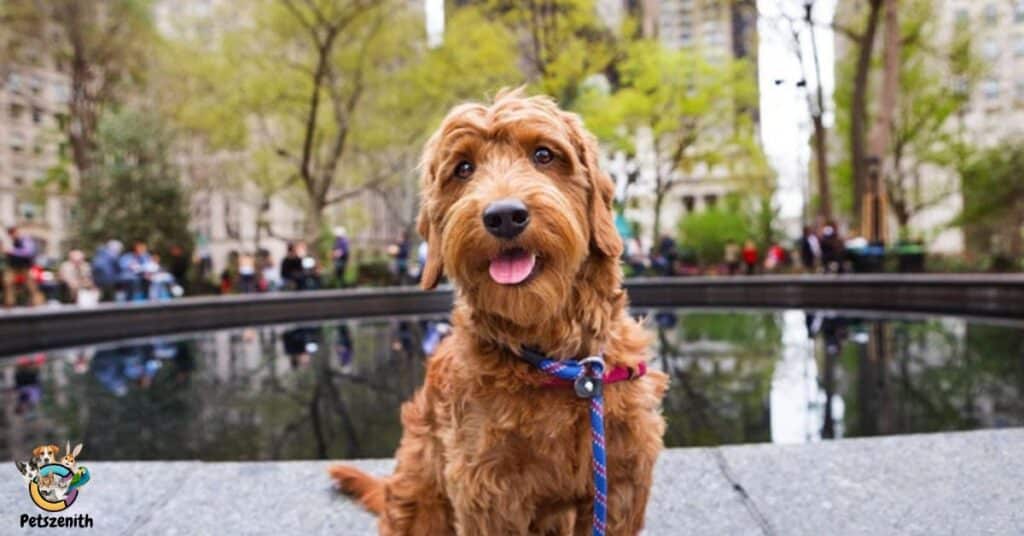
<box><xmin>32</xmin><ymin>444</ymin><xmax>60</xmax><ymax>466</ymax></box>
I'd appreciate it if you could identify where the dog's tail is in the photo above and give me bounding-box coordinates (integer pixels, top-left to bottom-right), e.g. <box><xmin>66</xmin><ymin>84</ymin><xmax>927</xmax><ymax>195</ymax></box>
<box><xmin>328</xmin><ymin>464</ymin><xmax>385</xmax><ymax>515</ymax></box>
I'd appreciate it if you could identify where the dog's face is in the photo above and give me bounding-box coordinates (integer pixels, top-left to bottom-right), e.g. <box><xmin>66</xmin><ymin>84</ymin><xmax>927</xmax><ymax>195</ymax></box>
<box><xmin>417</xmin><ymin>91</ymin><xmax>621</xmax><ymax>326</ymax></box>
<box><xmin>32</xmin><ymin>444</ymin><xmax>59</xmax><ymax>465</ymax></box>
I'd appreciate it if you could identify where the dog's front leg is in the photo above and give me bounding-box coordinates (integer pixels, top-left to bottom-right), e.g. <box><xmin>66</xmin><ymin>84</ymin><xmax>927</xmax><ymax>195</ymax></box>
<box><xmin>446</xmin><ymin>456</ymin><xmax>536</xmax><ymax>536</ymax></box>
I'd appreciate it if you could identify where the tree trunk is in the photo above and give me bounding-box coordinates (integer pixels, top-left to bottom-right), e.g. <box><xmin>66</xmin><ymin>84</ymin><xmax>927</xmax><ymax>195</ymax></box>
<box><xmin>849</xmin><ymin>0</ymin><xmax>883</xmax><ymax>229</ymax></box>
<box><xmin>866</xmin><ymin>0</ymin><xmax>900</xmax><ymax>242</ymax></box>
<box><xmin>811</xmin><ymin>114</ymin><xmax>832</xmax><ymax>220</ymax></box>
<box><xmin>805</xmin><ymin>3</ymin><xmax>833</xmax><ymax>221</ymax></box>
<box><xmin>652</xmin><ymin>184</ymin><xmax>665</xmax><ymax>248</ymax></box>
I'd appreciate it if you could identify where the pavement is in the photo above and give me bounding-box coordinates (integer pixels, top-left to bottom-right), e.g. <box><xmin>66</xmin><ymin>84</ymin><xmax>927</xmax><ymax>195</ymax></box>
<box><xmin>2</xmin><ymin>429</ymin><xmax>1021</xmax><ymax>535</ymax></box>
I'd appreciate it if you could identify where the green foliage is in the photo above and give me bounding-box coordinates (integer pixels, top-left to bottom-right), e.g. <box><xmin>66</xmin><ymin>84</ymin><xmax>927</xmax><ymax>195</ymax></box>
<box><xmin>76</xmin><ymin>108</ymin><xmax>192</xmax><ymax>257</ymax></box>
<box><xmin>481</xmin><ymin>0</ymin><xmax>617</xmax><ymax>107</ymax></box>
<box><xmin>578</xmin><ymin>39</ymin><xmax>771</xmax><ymax>243</ymax></box>
<box><xmin>676</xmin><ymin>198</ymin><xmax>751</xmax><ymax>265</ymax></box>
<box><xmin>832</xmin><ymin>0</ymin><xmax>983</xmax><ymax>227</ymax></box>
<box><xmin>957</xmin><ymin>140</ymin><xmax>1024</xmax><ymax>228</ymax></box>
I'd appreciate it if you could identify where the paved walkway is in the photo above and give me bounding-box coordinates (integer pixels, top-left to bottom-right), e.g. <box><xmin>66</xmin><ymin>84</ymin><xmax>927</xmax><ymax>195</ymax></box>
<box><xmin>3</xmin><ymin>429</ymin><xmax>1021</xmax><ymax>535</ymax></box>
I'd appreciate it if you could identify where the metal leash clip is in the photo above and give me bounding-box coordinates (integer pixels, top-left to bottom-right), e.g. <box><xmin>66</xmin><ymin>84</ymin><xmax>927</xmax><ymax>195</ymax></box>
<box><xmin>574</xmin><ymin>356</ymin><xmax>605</xmax><ymax>399</ymax></box>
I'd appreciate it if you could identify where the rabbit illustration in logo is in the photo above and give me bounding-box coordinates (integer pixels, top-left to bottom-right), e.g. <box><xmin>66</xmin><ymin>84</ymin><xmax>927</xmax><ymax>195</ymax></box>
<box><xmin>61</xmin><ymin>442</ymin><xmax>83</xmax><ymax>474</ymax></box>
<box><xmin>15</xmin><ymin>460</ymin><xmax>38</xmax><ymax>484</ymax></box>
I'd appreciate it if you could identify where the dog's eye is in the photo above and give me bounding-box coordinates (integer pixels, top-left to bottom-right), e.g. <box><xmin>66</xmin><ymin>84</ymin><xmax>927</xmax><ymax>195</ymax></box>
<box><xmin>533</xmin><ymin>147</ymin><xmax>554</xmax><ymax>165</ymax></box>
<box><xmin>454</xmin><ymin>160</ymin><xmax>474</xmax><ymax>179</ymax></box>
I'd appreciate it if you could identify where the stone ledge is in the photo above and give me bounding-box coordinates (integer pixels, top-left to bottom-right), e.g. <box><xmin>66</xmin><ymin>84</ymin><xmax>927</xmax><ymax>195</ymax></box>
<box><xmin>3</xmin><ymin>429</ymin><xmax>1021</xmax><ymax>535</ymax></box>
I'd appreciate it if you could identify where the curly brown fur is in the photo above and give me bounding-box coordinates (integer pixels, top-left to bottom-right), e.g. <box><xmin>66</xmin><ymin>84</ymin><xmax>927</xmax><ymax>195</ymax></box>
<box><xmin>329</xmin><ymin>89</ymin><xmax>667</xmax><ymax>535</ymax></box>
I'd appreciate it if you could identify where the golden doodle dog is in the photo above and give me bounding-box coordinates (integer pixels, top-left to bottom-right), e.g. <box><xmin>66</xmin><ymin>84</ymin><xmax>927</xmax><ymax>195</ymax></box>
<box><xmin>329</xmin><ymin>89</ymin><xmax>667</xmax><ymax>535</ymax></box>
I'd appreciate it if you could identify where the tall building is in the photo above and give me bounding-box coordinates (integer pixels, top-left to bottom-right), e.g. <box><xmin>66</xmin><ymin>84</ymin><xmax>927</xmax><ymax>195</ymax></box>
<box><xmin>0</xmin><ymin>38</ymin><xmax>74</xmax><ymax>260</ymax></box>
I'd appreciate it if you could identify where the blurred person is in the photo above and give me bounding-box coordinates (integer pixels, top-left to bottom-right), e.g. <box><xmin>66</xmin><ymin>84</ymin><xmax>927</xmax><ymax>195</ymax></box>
<box><xmin>798</xmin><ymin>226</ymin><xmax>822</xmax><ymax>272</ymax></box>
<box><xmin>144</xmin><ymin>253</ymin><xmax>177</xmax><ymax>300</ymax></box>
<box><xmin>416</xmin><ymin>239</ymin><xmax>429</xmax><ymax>284</ymax></box>
<box><xmin>258</xmin><ymin>249</ymin><xmax>279</xmax><ymax>291</ymax></box>
<box><xmin>764</xmin><ymin>242</ymin><xmax>786</xmax><ymax>273</ymax></box>
<box><xmin>92</xmin><ymin>240</ymin><xmax>123</xmax><ymax>300</ymax></box>
<box><xmin>3</xmin><ymin>227</ymin><xmax>43</xmax><ymax>307</ymax></box>
<box><xmin>118</xmin><ymin>241</ymin><xmax>152</xmax><ymax>301</ymax></box>
<box><xmin>821</xmin><ymin>222</ymin><xmax>846</xmax><ymax>274</ymax></box>
<box><xmin>624</xmin><ymin>224</ymin><xmax>649</xmax><ymax>276</ymax></box>
<box><xmin>654</xmin><ymin>234</ymin><xmax>678</xmax><ymax>276</ymax></box>
<box><xmin>59</xmin><ymin>249</ymin><xmax>96</xmax><ymax>304</ymax></box>
<box><xmin>742</xmin><ymin>239</ymin><xmax>759</xmax><ymax>275</ymax></box>
<box><xmin>167</xmin><ymin>244</ymin><xmax>190</xmax><ymax>293</ymax></box>
<box><xmin>237</xmin><ymin>252</ymin><xmax>257</xmax><ymax>293</ymax></box>
<box><xmin>724</xmin><ymin>240</ymin><xmax>741</xmax><ymax>275</ymax></box>
<box><xmin>220</xmin><ymin>250</ymin><xmax>239</xmax><ymax>294</ymax></box>
<box><xmin>280</xmin><ymin>242</ymin><xmax>303</xmax><ymax>289</ymax></box>
<box><xmin>388</xmin><ymin>231</ymin><xmax>410</xmax><ymax>285</ymax></box>
<box><xmin>332</xmin><ymin>226</ymin><xmax>350</xmax><ymax>287</ymax></box>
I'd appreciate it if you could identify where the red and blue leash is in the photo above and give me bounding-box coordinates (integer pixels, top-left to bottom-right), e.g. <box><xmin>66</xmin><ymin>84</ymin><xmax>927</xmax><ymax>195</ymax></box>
<box><xmin>521</xmin><ymin>347</ymin><xmax>646</xmax><ymax>536</ymax></box>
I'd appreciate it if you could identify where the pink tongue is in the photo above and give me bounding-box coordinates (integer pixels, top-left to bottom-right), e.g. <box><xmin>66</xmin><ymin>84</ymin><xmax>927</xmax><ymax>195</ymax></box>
<box><xmin>489</xmin><ymin>252</ymin><xmax>536</xmax><ymax>285</ymax></box>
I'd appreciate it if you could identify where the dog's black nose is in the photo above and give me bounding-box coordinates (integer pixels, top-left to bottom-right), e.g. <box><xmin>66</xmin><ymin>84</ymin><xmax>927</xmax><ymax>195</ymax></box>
<box><xmin>482</xmin><ymin>198</ymin><xmax>529</xmax><ymax>239</ymax></box>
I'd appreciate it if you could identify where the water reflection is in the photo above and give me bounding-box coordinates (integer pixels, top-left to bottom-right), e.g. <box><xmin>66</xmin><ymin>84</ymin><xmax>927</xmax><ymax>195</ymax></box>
<box><xmin>2</xmin><ymin>310</ymin><xmax>1023</xmax><ymax>461</ymax></box>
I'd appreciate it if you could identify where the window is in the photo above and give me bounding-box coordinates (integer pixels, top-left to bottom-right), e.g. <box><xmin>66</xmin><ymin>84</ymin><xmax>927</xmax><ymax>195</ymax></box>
<box><xmin>983</xmin><ymin>40</ymin><xmax>1000</xmax><ymax>60</ymax></box>
<box><xmin>31</xmin><ymin>107</ymin><xmax>43</xmax><ymax>124</ymax></box>
<box><xmin>704</xmin><ymin>194</ymin><xmax>719</xmax><ymax>209</ymax></box>
<box><xmin>9</xmin><ymin>103</ymin><xmax>23</xmax><ymax>120</ymax></box>
<box><xmin>1015</xmin><ymin>36</ymin><xmax>1024</xmax><ymax>57</ymax></box>
<box><xmin>982</xmin><ymin>78</ymin><xmax>1001</xmax><ymax>99</ymax></box>
<box><xmin>28</xmin><ymin>76</ymin><xmax>41</xmax><ymax>95</ymax></box>
<box><xmin>955</xmin><ymin>9</ymin><xmax>969</xmax><ymax>26</ymax></box>
<box><xmin>1016</xmin><ymin>79</ymin><xmax>1024</xmax><ymax>99</ymax></box>
<box><xmin>682</xmin><ymin>195</ymin><xmax>696</xmax><ymax>213</ymax></box>
<box><xmin>19</xmin><ymin>202</ymin><xmax>39</xmax><ymax>222</ymax></box>
<box><xmin>10</xmin><ymin>132</ymin><xmax>24</xmax><ymax>151</ymax></box>
<box><xmin>7</xmin><ymin>73</ymin><xmax>21</xmax><ymax>92</ymax></box>
<box><xmin>985</xmin><ymin>4</ymin><xmax>999</xmax><ymax>25</ymax></box>
<box><xmin>53</xmin><ymin>83</ymin><xmax>69</xmax><ymax>103</ymax></box>
<box><xmin>1016</xmin><ymin>1</ymin><xmax>1024</xmax><ymax>23</ymax></box>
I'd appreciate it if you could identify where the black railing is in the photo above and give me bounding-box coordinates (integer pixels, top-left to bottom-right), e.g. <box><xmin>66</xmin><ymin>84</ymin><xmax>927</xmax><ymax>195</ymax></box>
<box><xmin>2</xmin><ymin>274</ymin><xmax>1023</xmax><ymax>357</ymax></box>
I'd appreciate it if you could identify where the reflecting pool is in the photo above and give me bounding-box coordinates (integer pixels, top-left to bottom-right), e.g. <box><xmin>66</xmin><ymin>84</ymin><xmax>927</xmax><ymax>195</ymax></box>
<box><xmin>2</xmin><ymin>310</ymin><xmax>1023</xmax><ymax>461</ymax></box>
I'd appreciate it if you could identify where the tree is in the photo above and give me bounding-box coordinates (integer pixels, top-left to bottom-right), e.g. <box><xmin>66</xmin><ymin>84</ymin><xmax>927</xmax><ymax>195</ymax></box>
<box><xmin>480</xmin><ymin>0</ymin><xmax>618</xmax><ymax>106</ymax></box>
<box><xmin>166</xmin><ymin>0</ymin><xmax>416</xmax><ymax>244</ymax></box>
<box><xmin>579</xmin><ymin>40</ymin><xmax>767</xmax><ymax>246</ymax></box>
<box><xmin>833</xmin><ymin>0</ymin><xmax>982</xmax><ymax>238</ymax></box>
<box><xmin>5</xmin><ymin>0</ymin><xmax>154</xmax><ymax>178</ymax></box>
<box><xmin>885</xmin><ymin>3</ymin><xmax>980</xmax><ymax>237</ymax></box>
<box><xmin>76</xmin><ymin>108</ymin><xmax>192</xmax><ymax>256</ymax></box>
<box><xmin>957</xmin><ymin>141</ymin><xmax>1024</xmax><ymax>259</ymax></box>
<box><xmin>834</xmin><ymin>0</ymin><xmax>884</xmax><ymax>227</ymax></box>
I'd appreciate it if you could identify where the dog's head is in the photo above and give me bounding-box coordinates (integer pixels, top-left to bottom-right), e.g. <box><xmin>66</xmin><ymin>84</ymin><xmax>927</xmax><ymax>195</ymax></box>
<box><xmin>32</xmin><ymin>445</ymin><xmax>59</xmax><ymax>465</ymax></box>
<box><xmin>417</xmin><ymin>89</ymin><xmax>621</xmax><ymax>326</ymax></box>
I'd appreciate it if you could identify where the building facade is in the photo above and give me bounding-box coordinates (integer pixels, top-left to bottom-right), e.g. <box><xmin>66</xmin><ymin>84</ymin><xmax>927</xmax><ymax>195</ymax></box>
<box><xmin>0</xmin><ymin>39</ymin><xmax>74</xmax><ymax>261</ymax></box>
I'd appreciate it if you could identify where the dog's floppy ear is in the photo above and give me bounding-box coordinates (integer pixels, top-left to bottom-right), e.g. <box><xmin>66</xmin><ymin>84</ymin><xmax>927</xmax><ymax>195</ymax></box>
<box><xmin>562</xmin><ymin>111</ymin><xmax>623</xmax><ymax>259</ymax></box>
<box><xmin>417</xmin><ymin>133</ymin><xmax>444</xmax><ymax>290</ymax></box>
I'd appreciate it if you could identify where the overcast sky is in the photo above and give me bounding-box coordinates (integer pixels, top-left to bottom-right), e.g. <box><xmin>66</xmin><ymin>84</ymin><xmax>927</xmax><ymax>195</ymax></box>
<box><xmin>757</xmin><ymin>0</ymin><xmax>837</xmax><ymax>225</ymax></box>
